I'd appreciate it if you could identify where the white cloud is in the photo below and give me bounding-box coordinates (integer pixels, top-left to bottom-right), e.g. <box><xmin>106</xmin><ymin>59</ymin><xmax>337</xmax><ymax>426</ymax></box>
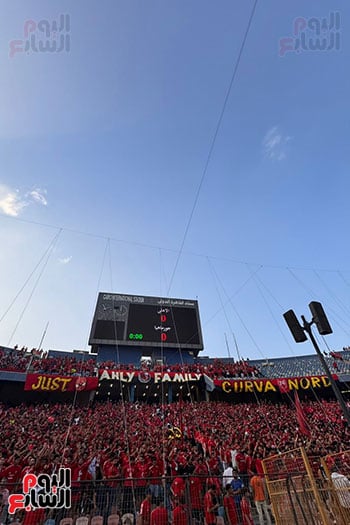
<box><xmin>28</xmin><ymin>188</ymin><xmax>48</xmax><ymax>206</ymax></box>
<box><xmin>0</xmin><ymin>184</ymin><xmax>48</xmax><ymax>217</ymax></box>
<box><xmin>263</xmin><ymin>126</ymin><xmax>291</xmax><ymax>161</ymax></box>
<box><xmin>58</xmin><ymin>256</ymin><xmax>72</xmax><ymax>265</ymax></box>
<box><xmin>0</xmin><ymin>184</ymin><xmax>27</xmax><ymax>216</ymax></box>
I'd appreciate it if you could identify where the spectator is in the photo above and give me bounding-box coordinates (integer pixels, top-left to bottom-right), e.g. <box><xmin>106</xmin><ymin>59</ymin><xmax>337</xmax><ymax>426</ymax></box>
<box><xmin>139</xmin><ymin>492</ymin><xmax>152</xmax><ymax>525</ymax></box>
<box><xmin>150</xmin><ymin>501</ymin><xmax>168</xmax><ymax>525</ymax></box>
<box><xmin>331</xmin><ymin>466</ymin><xmax>350</xmax><ymax>509</ymax></box>
<box><xmin>250</xmin><ymin>468</ymin><xmax>272</xmax><ymax>525</ymax></box>
<box><xmin>240</xmin><ymin>488</ymin><xmax>254</xmax><ymax>525</ymax></box>
<box><xmin>223</xmin><ymin>484</ymin><xmax>238</xmax><ymax>525</ymax></box>
<box><xmin>172</xmin><ymin>498</ymin><xmax>187</xmax><ymax>525</ymax></box>
<box><xmin>204</xmin><ymin>485</ymin><xmax>219</xmax><ymax>525</ymax></box>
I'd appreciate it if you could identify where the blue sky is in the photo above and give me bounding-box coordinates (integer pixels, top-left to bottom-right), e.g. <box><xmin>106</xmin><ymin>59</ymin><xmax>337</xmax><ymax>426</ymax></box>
<box><xmin>0</xmin><ymin>1</ymin><xmax>349</xmax><ymax>360</ymax></box>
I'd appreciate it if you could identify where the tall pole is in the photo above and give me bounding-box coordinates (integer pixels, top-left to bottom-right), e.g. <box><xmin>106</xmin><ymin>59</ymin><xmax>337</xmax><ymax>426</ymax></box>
<box><xmin>301</xmin><ymin>315</ymin><xmax>350</xmax><ymax>427</ymax></box>
<box><xmin>232</xmin><ymin>332</ymin><xmax>241</xmax><ymax>362</ymax></box>
<box><xmin>26</xmin><ymin>321</ymin><xmax>49</xmax><ymax>372</ymax></box>
<box><xmin>224</xmin><ymin>332</ymin><xmax>231</xmax><ymax>359</ymax></box>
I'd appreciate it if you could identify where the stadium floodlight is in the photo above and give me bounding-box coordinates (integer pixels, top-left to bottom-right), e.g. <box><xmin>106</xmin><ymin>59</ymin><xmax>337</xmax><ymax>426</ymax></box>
<box><xmin>283</xmin><ymin>310</ymin><xmax>307</xmax><ymax>343</ymax></box>
<box><xmin>283</xmin><ymin>302</ymin><xmax>350</xmax><ymax>427</ymax></box>
<box><xmin>309</xmin><ymin>301</ymin><xmax>333</xmax><ymax>335</ymax></box>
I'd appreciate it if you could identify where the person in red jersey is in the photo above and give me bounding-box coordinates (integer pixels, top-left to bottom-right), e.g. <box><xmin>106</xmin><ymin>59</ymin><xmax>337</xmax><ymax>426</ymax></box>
<box><xmin>122</xmin><ymin>459</ymin><xmax>135</xmax><ymax>515</ymax></box>
<box><xmin>252</xmin><ymin>453</ymin><xmax>264</xmax><ymax>476</ymax></box>
<box><xmin>20</xmin><ymin>456</ymin><xmax>36</xmax><ymax>478</ymax></box>
<box><xmin>172</xmin><ymin>498</ymin><xmax>187</xmax><ymax>525</ymax></box>
<box><xmin>147</xmin><ymin>453</ymin><xmax>163</xmax><ymax>501</ymax></box>
<box><xmin>193</xmin><ymin>457</ymin><xmax>208</xmax><ymax>478</ymax></box>
<box><xmin>134</xmin><ymin>455</ymin><xmax>148</xmax><ymax>506</ymax></box>
<box><xmin>170</xmin><ymin>467</ymin><xmax>186</xmax><ymax>500</ymax></box>
<box><xmin>204</xmin><ymin>484</ymin><xmax>220</xmax><ymax>525</ymax></box>
<box><xmin>240</xmin><ymin>488</ymin><xmax>254</xmax><ymax>525</ymax></box>
<box><xmin>223</xmin><ymin>484</ymin><xmax>238</xmax><ymax>525</ymax></box>
<box><xmin>103</xmin><ymin>453</ymin><xmax>121</xmax><ymax>513</ymax></box>
<box><xmin>189</xmin><ymin>473</ymin><xmax>203</xmax><ymax>524</ymax></box>
<box><xmin>139</xmin><ymin>491</ymin><xmax>152</xmax><ymax>525</ymax></box>
<box><xmin>0</xmin><ymin>456</ymin><xmax>22</xmax><ymax>487</ymax></box>
<box><xmin>150</xmin><ymin>500</ymin><xmax>168</xmax><ymax>525</ymax></box>
<box><xmin>235</xmin><ymin>448</ymin><xmax>249</xmax><ymax>486</ymax></box>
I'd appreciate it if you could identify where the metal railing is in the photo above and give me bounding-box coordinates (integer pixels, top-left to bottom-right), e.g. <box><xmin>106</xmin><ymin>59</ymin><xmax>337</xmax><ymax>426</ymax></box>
<box><xmin>262</xmin><ymin>447</ymin><xmax>350</xmax><ymax>525</ymax></box>
<box><xmin>0</xmin><ymin>473</ymin><xmax>269</xmax><ymax>525</ymax></box>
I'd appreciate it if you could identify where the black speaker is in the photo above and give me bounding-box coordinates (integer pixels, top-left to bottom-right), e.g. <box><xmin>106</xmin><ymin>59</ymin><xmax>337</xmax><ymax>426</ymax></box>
<box><xmin>283</xmin><ymin>310</ymin><xmax>307</xmax><ymax>343</ymax></box>
<box><xmin>309</xmin><ymin>302</ymin><xmax>333</xmax><ymax>335</ymax></box>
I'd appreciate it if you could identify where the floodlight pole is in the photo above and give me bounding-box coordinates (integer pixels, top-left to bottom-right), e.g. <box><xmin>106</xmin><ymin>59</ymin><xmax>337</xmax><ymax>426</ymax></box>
<box><xmin>301</xmin><ymin>315</ymin><xmax>350</xmax><ymax>427</ymax></box>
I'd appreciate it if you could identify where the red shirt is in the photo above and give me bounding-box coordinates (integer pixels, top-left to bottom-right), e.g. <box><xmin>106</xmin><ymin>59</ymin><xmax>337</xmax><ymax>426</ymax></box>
<box><xmin>140</xmin><ymin>497</ymin><xmax>152</xmax><ymax>525</ymax></box>
<box><xmin>224</xmin><ymin>494</ymin><xmax>238</xmax><ymax>525</ymax></box>
<box><xmin>235</xmin><ymin>453</ymin><xmax>248</xmax><ymax>474</ymax></box>
<box><xmin>21</xmin><ymin>465</ymin><xmax>36</xmax><ymax>478</ymax></box>
<box><xmin>241</xmin><ymin>497</ymin><xmax>254</xmax><ymax>525</ymax></box>
<box><xmin>150</xmin><ymin>506</ymin><xmax>168</xmax><ymax>525</ymax></box>
<box><xmin>204</xmin><ymin>490</ymin><xmax>217</xmax><ymax>525</ymax></box>
<box><xmin>253</xmin><ymin>458</ymin><xmax>264</xmax><ymax>476</ymax></box>
<box><xmin>103</xmin><ymin>460</ymin><xmax>120</xmax><ymax>488</ymax></box>
<box><xmin>171</xmin><ymin>477</ymin><xmax>186</xmax><ymax>498</ymax></box>
<box><xmin>173</xmin><ymin>504</ymin><xmax>187</xmax><ymax>525</ymax></box>
<box><xmin>123</xmin><ymin>463</ymin><xmax>134</xmax><ymax>487</ymax></box>
<box><xmin>189</xmin><ymin>476</ymin><xmax>202</xmax><ymax>510</ymax></box>
<box><xmin>194</xmin><ymin>462</ymin><xmax>207</xmax><ymax>477</ymax></box>
<box><xmin>148</xmin><ymin>460</ymin><xmax>162</xmax><ymax>484</ymax></box>
<box><xmin>1</xmin><ymin>464</ymin><xmax>22</xmax><ymax>483</ymax></box>
<box><xmin>135</xmin><ymin>461</ymin><xmax>147</xmax><ymax>487</ymax></box>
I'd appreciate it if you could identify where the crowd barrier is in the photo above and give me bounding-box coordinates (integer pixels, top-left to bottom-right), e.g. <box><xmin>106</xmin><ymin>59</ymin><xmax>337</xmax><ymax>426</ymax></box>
<box><xmin>262</xmin><ymin>447</ymin><xmax>350</xmax><ymax>525</ymax></box>
<box><xmin>0</xmin><ymin>474</ymin><xmax>265</xmax><ymax>525</ymax></box>
<box><xmin>1</xmin><ymin>460</ymin><xmax>350</xmax><ymax>525</ymax></box>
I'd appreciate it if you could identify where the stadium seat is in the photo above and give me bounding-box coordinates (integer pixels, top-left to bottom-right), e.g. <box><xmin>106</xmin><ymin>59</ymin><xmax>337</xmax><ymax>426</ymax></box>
<box><xmin>60</xmin><ymin>519</ymin><xmax>73</xmax><ymax>525</ymax></box>
<box><xmin>91</xmin><ymin>518</ymin><xmax>103</xmax><ymax>525</ymax></box>
<box><xmin>108</xmin><ymin>516</ymin><xmax>120</xmax><ymax>525</ymax></box>
<box><xmin>76</xmin><ymin>518</ymin><xmax>89</xmax><ymax>525</ymax></box>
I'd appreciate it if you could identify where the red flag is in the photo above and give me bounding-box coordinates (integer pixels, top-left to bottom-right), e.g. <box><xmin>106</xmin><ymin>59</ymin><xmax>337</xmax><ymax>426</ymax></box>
<box><xmin>294</xmin><ymin>391</ymin><xmax>311</xmax><ymax>438</ymax></box>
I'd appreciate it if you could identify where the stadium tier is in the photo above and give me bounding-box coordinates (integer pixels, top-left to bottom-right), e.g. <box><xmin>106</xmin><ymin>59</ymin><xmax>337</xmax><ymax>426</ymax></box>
<box><xmin>2</xmin><ymin>345</ymin><xmax>350</xmax><ymax>377</ymax></box>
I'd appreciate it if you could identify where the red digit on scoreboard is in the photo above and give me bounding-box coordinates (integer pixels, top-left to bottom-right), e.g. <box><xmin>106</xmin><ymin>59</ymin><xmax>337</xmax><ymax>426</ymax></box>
<box><xmin>161</xmin><ymin>333</ymin><xmax>167</xmax><ymax>342</ymax></box>
<box><xmin>161</xmin><ymin>314</ymin><xmax>167</xmax><ymax>323</ymax></box>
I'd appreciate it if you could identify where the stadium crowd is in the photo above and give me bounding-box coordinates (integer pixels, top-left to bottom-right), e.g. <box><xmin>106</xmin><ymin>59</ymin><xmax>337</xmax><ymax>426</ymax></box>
<box><xmin>2</xmin><ymin>345</ymin><xmax>350</xmax><ymax>380</ymax></box>
<box><xmin>0</xmin><ymin>347</ymin><xmax>260</xmax><ymax>380</ymax></box>
<box><xmin>0</xmin><ymin>398</ymin><xmax>349</xmax><ymax>523</ymax></box>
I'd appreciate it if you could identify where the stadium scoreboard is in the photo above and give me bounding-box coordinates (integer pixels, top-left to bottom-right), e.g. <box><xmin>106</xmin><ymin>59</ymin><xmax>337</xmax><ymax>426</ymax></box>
<box><xmin>89</xmin><ymin>293</ymin><xmax>203</xmax><ymax>350</ymax></box>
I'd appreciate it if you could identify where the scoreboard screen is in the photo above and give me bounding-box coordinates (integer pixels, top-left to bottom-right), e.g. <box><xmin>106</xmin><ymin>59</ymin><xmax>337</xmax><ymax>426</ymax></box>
<box><xmin>88</xmin><ymin>293</ymin><xmax>203</xmax><ymax>350</ymax></box>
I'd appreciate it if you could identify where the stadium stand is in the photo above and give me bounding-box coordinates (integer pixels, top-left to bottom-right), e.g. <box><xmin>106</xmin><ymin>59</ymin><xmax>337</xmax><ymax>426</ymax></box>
<box><xmin>0</xmin><ymin>396</ymin><xmax>349</xmax><ymax>523</ymax></box>
<box><xmin>2</xmin><ymin>345</ymin><xmax>350</xmax><ymax>379</ymax></box>
<box><xmin>1</xmin><ymin>343</ymin><xmax>350</xmax><ymax>523</ymax></box>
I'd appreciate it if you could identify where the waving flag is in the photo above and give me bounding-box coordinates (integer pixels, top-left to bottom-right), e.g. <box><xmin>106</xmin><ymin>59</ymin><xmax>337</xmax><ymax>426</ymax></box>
<box><xmin>295</xmin><ymin>391</ymin><xmax>311</xmax><ymax>438</ymax></box>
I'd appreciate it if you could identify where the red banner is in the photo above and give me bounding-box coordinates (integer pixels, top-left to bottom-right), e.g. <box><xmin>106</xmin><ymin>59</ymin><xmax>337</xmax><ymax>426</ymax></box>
<box><xmin>98</xmin><ymin>370</ymin><xmax>203</xmax><ymax>383</ymax></box>
<box><xmin>24</xmin><ymin>374</ymin><xmax>98</xmax><ymax>393</ymax></box>
<box><xmin>215</xmin><ymin>375</ymin><xmax>337</xmax><ymax>395</ymax></box>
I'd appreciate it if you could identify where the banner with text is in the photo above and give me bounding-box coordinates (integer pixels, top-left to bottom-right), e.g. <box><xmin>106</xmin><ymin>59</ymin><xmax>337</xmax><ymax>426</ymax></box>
<box><xmin>98</xmin><ymin>369</ymin><xmax>203</xmax><ymax>384</ymax></box>
<box><xmin>24</xmin><ymin>374</ymin><xmax>99</xmax><ymax>392</ymax></box>
<box><xmin>215</xmin><ymin>375</ymin><xmax>338</xmax><ymax>395</ymax></box>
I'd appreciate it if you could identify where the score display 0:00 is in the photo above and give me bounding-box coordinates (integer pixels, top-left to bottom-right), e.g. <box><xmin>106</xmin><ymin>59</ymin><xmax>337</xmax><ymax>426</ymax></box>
<box><xmin>128</xmin><ymin>333</ymin><xmax>144</xmax><ymax>340</ymax></box>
